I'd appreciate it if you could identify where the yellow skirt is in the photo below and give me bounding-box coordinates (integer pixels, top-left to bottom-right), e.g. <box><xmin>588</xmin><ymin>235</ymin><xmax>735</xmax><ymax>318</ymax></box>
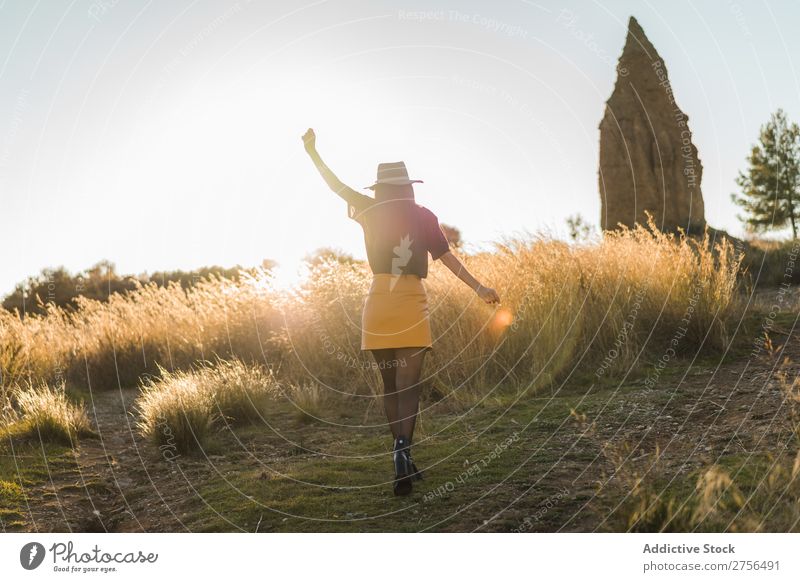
<box><xmin>361</xmin><ymin>274</ymin><xmax>432</xmax><ymax>350</ymax></box>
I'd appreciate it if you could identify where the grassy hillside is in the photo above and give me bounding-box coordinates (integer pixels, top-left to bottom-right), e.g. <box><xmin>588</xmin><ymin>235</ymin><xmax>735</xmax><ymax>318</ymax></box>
<box><xmin>9</xmin><ymin>220</ymin><xmax>799</xmax><ymax>533</ymax></box>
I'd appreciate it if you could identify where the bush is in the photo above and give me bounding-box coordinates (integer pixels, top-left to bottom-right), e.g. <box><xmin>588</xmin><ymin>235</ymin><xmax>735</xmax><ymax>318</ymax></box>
<box><xmin>2</xmin><ymin>381</ymin><xmax>92</xmax><ymax>445</ymax></box>
<box><xmin>739</xmin><ymin>238</ymin><xmax>800</xmax><ymax>288</ymax></box>
<box><xmin>136</xmin><ymin>359</ymin><xmax>278</xmax><ymax>454</ymax></box>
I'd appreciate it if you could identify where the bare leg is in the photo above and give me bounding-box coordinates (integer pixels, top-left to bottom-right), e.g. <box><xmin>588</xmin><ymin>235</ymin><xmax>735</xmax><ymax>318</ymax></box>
<box><xmin>371</xmin><ymin>348</ymin><xmax>399</xmax><ymax>439</ymax></box>
<box><xmin>393</xmin><ymin>347</ymin><xmax>427</xmax><ymax>443</ymax></box>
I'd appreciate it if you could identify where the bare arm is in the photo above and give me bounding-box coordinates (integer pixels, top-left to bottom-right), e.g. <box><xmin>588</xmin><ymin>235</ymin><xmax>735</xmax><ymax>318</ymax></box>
<box><xmin>302</xmin><ymin>128</ymin><xmax>363</xmax><ymax>203</ymax></box>
<box><xmin>438</xmin><ymin>251</ymin><xmax>500</xmax><ymax>304</ymax></box>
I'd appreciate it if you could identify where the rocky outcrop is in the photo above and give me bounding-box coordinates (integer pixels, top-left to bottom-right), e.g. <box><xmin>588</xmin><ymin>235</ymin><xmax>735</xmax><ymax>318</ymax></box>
<box><xmin>599</xmin><ymin>16</ymin><xmax>705</xmax><ymax>234</ymax></box>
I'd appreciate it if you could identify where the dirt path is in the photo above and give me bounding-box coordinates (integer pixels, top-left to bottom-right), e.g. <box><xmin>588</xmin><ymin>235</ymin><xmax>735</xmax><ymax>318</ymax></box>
<box><xmin>14</xmin><ymin>314</ymin><xmax>799</xmax><ymax>533</ymax></box>
<box><xmin>446</xmin><ymin>319</ymin><xmax>799</xmax><ymax>532</ymax></box>
<box><xmin>24</xmin><ymin>388</ymin><xmax>210</xmax><ymax>532</ymax></box>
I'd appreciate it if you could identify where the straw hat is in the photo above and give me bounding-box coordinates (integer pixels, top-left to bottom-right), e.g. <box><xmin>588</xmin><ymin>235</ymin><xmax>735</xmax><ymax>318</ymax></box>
<box><xmin>365</xmin><ymin>161</ymin><xmax>423</xmax><ymax>190</ymax></box>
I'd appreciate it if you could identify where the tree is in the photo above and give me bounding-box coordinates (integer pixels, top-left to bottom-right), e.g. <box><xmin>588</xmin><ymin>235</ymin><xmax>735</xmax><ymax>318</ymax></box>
<box><xmin>2</xmin><ymin>261</ymin><xmax>249</xmax><ymax>317</ymax></box>
<box><xmin>732</xmin><ymin>109</ymin><xmax>800</xmax><ymax>239</ymax></box>
<box><xmin>145</xmin><ymin>265</ymin><xmax>244</xmax><ymax>288</ymax></box>
<box><xmin>1</xmin><ymin>262</ymin><xmax>138</xmax><ymax>316</ymax></box>
<box><xmin>440</xmin><ymin>223</ymin><xmax>463</xmax><ymax>249</ymax></box>
<box><xmin>303</xmin><ymin>247</ymin><xmax>356</xmax><ymax>267</ymax></box>
<box><xmin>566</xmin><ymin>214</ymin><xmax>593</xmax><ymax>241</ymax></box>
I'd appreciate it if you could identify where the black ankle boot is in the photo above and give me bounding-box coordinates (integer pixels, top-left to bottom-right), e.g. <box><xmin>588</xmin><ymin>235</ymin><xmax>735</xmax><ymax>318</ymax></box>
<box><xmin>406</xmin><ymin>443</ymin><xmax>424</xmax><ymax>481</ymax></box>
<box><xmin>409</xmin><ymin>459</ymin><xmax>424</xmax><ymax>481</ymax></box>
<box><xmin>392</xmin><ymin>436</ymin><xmax>413</xmax><ymax>496</ymax></box>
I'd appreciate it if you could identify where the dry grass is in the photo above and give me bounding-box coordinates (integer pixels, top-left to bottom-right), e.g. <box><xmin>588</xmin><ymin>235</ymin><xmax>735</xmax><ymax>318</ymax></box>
<box><xmin>279</xmin><ymin>381</ymin><xmax>327</xmax><ymax>423</ymax></box>
<box><xmin>620</xmin><ymin>464</ymin><xmax>752</xmax><ymax>532</ymax></box>
<box><xmin>1</xmin><ymin>380</ymin><xmax>92</xmax><ymax>445</ymax></box>
<box><xmin>604</xmin><ymin>355</ymin><xmax>800</xmax><ymax>533</ymax></box>
<box><xmin>136</xmin><ymin>358</ymin><xmax>279</xmax><ymax>453</ymax></box>
<box><xmin>1</xmin><ymin>220</ymin><xmax>743</xmax><ymax>408</ymax></box>
<box><xmin>0</xmin><ymin>269</ymin><xmax>284</xmax><ymax>391</ymax></box>
<box><xmin>421</xmin><ymin>217</ymin><xmax>741</xmax><ymax>397</ymax></box>
<box><xmin>613</xmin><ymin>452</ymin><xmax>800</xmax><ymax>533</ymax></box>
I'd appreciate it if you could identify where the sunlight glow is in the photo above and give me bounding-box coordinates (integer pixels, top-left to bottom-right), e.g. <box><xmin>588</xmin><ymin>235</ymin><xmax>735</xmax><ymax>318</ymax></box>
<box><xmin>268</xmin><ymin>259</ymin><xmax>308</xmax><ymax>291</ymax></box>
<box><xmin>490</xmin><ymin>307</ymin><xmax>514</xmax><ymax>336</ymax></box>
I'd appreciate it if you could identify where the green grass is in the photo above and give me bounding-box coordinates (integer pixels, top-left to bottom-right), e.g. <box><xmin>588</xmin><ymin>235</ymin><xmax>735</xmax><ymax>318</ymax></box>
<box><xmin>0</xmin><ymin>440</ymin><xmax>78</xmax><ymax>531</ymax></box>
<box><xmin>1</xmin><ymin>297</ymin><xmax>796</xmax><ymax>532</ymax></box>
<box><xmin>3</xmin><ymin>366</ymin><xmax>796</xmax><ymax>532</ymax></box>
<box><xmin>179</xmin><ymin>383</ymin><xmax>622</xmax><ymax>532</ymax></box>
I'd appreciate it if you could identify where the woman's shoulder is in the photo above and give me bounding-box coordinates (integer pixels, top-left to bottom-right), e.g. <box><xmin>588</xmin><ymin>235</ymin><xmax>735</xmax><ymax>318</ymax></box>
<box><xmin>414</xmin><ymin>204</ymin><xmax>438</xmax><ymax>219</ymax></box>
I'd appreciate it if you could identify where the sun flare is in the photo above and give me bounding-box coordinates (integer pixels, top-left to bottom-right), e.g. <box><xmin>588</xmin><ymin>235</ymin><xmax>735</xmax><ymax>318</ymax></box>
<box><xmin>268</xmin><ymin>260</ymin><xmax>308</xmax><ymax>291</ymax></box>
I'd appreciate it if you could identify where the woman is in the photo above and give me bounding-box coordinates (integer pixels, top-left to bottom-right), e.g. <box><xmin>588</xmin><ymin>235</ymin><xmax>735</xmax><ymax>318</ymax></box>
<box><xmin>302</xmin><ymin>128</ymin><xmax>500</xmax><ymax>496</ymax></box>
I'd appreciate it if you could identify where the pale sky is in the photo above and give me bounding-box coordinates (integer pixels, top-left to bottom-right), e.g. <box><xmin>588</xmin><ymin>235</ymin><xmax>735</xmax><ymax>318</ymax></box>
<box><xmin>1</xmin><ymin>0</ymin><xmax>799</xmax><ymax>295</ymax></box>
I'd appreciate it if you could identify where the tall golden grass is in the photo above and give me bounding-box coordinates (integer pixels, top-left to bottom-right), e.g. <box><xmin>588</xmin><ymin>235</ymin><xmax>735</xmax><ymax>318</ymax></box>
<box><xmin>425</xmin><ymin>220</ymin><xmax>741</xmax><ymax>396</ymax></box>
<box><xmin>136</xmin><ymin>359</ymin><xmax>278</xmax><ymax>453</ymax></box>
<box><xmin>1</xmin><ymin>221</ymin><xmax>743</xmax><ymax>418</ymax></box>
<box><xmin>1</xmin><ymin>380</ymin><xmax>92</xmax><ymax>445</ymax></box>
<box><xmin>0</xmin><ymin>271</ymin><xmax>284</xmax><ymax>392</ymax></box>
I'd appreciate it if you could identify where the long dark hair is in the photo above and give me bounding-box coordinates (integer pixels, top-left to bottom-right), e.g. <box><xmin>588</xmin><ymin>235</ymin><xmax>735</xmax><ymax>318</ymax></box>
<box><xmin>372</xmin><ymin>183</ymin><xmax>415</xmax><ymax>202</ymax></box>
<box><xmin>367</xmin><ymin>184</ymin><xmax>419</xmax><ymax>238</ymax></box>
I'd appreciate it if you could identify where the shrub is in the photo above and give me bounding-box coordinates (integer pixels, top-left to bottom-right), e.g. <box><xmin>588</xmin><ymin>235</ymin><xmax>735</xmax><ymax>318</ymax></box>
<box><xmin>2</xmin><ymin>381</ymin><xmax>92</xmax><ymax>445</ymax></box>
<box><xmin>136</xmin><ymin>359</ymin><xmax>278</xmax><ymax>454</ymax></box>
<box><xmin>279</xmin><ymin>382</ymin><xmax>326</xmax><ymax>423</ymax></box>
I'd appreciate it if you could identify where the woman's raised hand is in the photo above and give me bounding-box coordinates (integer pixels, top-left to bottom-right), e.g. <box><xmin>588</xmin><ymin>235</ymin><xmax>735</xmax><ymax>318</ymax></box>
<box><xmin>476</xmin><ymin>284</ymin><xmax>501</xmax><ymax>304</ymax></box>
<box><xmin>302</xmin><ymin>128</ymin><xmax>316</xmax><ymax>153</ymax></box>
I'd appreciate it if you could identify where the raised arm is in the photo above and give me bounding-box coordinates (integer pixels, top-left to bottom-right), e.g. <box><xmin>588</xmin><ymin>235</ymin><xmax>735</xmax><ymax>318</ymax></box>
<box><xmin>438</xmin><ymin>250</ymin><xmax>500</xmax><ymax>304</ymax></box>
<box><xmin>302</xmin><ymin>128</ymin><xmax>363</xmax><ymax>203</ymax></box>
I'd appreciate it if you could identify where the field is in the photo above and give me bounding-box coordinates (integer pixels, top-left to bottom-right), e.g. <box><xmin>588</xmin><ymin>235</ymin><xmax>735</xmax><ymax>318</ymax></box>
<box><xmin>3</xmin><ymin>221</ymin><xmax>800</xmax><ymax>532</ymax></box>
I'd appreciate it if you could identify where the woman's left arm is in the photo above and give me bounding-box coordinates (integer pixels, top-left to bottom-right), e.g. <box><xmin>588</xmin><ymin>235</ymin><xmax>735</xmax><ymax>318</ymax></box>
<box><xmin>302</xmin><ymin>128</ymin><xmax>363</xmax><ymax>203</ymax></box>
<box><xmin>438</xmin><ymin>251</ymin><xmax>500</xmax><ymax>304</ymax></box>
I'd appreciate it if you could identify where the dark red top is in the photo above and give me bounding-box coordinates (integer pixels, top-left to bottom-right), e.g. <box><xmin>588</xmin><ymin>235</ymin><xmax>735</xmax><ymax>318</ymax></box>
<box><xmin>343</xmin><ymin>191</ymin><xmax>450</xmax><ymax>278</ymax></box>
